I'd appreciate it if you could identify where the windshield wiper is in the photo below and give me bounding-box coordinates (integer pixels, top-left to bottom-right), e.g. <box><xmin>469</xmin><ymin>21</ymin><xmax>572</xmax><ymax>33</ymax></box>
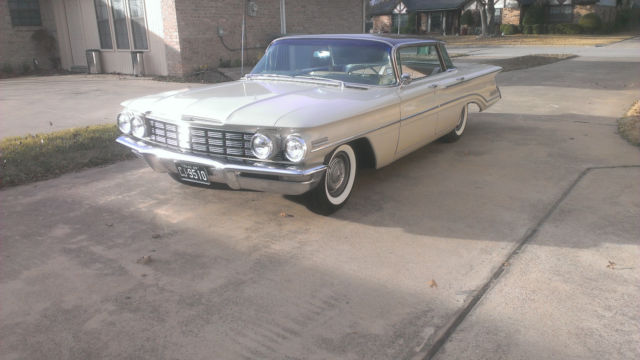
<box><xmin>294</xmin><ymin>75</ymin><xmax>370</xmax><ymax>90</ymax></box>
<box><xmin>243</xmin><ymin>73</ymin><xmax>293</xmax><ymax>80</ymax></box>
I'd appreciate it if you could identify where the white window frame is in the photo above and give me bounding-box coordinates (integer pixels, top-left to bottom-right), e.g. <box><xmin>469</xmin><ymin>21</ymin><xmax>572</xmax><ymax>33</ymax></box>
<box><xmin>95</xmin><ymin>0</ymin><xmax>150</xmax><ymax>52</ymax></box>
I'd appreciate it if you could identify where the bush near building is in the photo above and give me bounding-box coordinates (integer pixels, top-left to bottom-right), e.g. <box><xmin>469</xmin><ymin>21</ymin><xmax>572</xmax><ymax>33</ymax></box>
<box><xmin>500</xmin><ymin>24</ymin><xmax>519</xmax><ymax>35</ymax></box>
<box><xmin>579</xmin><ymin>13</ymin><xmax>603</xmax><ymax>33</ymax></box>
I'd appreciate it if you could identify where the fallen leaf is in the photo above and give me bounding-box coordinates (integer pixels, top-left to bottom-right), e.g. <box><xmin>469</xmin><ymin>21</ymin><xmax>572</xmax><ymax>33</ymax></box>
<box><xmin>503</xmin><ymin>261</ymin><xmax>510</xmax><ymax>267</ymax></box>
<box><xmin>606</xmin><ymin>261</ymin><xmax>616</xmax><ymax>270</ymax></box>
<box><xmin>279</xmin><ymin>210</ymin><xmax>294</xmax><ymax>218</ymax></box>
<box><xmin>136</xmin><ymin>255</ymin><xmax>152</xmax><ymax>265</ymax></box>
<box><xmin>152</xmin><ymin>233</ymin><xmax>161</xmax><ymax>239</ymax></box>
<box><xmin>428</xmin><ymin>279</ymin><xmax>438</xmax><ymax>289</ymax></box>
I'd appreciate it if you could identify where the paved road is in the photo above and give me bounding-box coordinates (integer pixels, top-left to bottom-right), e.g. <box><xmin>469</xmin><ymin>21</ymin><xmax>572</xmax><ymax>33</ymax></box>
<box><xmin>1</xmin><ymin>40</ymin><xmax>638</xmax><ymax>359</ymax></box>
<box><xmin>0</xmin><ymin>74</ymin><xmax>194</xmax><ymax>139</ymax></box>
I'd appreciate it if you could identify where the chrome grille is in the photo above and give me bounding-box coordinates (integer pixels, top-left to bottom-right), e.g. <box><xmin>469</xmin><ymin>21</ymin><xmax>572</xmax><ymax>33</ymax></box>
<box><xmin>147</xmin><ymin>118</ymin><xmax>255</xmax><ymax>158</ymax></box>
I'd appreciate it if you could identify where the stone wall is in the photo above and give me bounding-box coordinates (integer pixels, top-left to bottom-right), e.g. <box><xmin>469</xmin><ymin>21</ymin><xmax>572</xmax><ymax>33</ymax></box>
<box><xmin>0</xmin><ymin>0</ymin><xmax>59</xmax><ymax>71</ymax></box>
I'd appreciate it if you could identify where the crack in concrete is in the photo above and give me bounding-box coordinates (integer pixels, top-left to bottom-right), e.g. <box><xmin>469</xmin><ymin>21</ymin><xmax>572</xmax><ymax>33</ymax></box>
<box><xmin>412</xmin><ymin>164</ymin><xmax>640</xmax><ymax>360</ymax></box>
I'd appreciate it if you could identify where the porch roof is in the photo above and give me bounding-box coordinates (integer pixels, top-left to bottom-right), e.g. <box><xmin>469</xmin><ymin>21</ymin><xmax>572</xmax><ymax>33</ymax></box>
<box><xmin>370</xmin><ymin>0</ymin><xmax>469</xmax><ymax>16</ymax></box>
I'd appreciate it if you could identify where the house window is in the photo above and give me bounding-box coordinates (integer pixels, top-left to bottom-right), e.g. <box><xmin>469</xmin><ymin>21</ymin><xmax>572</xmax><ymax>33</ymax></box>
<box><xmin>111</xmin><ymin>0</ymin><xmax>130</xmax><ymax>49</ymax></box>
<box><xmin>430</xmin><ymin>12</ymin><xmax>442</xmax><ymax>32</ymax></box>
<box><xmin>128</xmin><ymin>0</ymin><xmax>148</xmax><ymax>50</ymax></box>
<box><xmin>547</xmin><ymin>5</ymin><xmax>572</xmax><ymax>23</ymax></box>
<box><xmin>93</xmin><ymin>0</ymin><xmax>149</xmax><ymax>51</ymax></box>
<box><xmin>8</xmin><ymin>0</ymin><xmax>42</xmax><ymax>26</ymax></box>
<box><xmin>94</xmin><ymin>0</ymin><xmax>113</xmax><ymax>49</ymax></box>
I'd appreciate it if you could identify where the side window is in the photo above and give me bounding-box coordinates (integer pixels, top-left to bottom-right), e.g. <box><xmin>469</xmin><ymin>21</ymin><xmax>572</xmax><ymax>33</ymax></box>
<box><xmin>438</xmin><ymin>44</ymin><xmax>454</xmax><ymax>69</ymax></box>
<box><xmin>397</xmin><ymin>45</ymin><xmax>443</xmax><ymax>80</ymax></box>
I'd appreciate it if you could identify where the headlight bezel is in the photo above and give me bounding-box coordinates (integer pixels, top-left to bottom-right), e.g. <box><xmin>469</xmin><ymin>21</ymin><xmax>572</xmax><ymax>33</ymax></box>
<box><xmin>131</xmin><ymin>114</ymin><xmax>146</xmax><ymax>138</ymax></box>
<box><xmin>117</xmin><ymin>111</ymin><xmax>133</xmax><ymax>135</ymax></box>
<box><xmin>284</xmin><ymin>135</ymin><xmax>307</xmax><ymax>163</ymax></box>
<box><xmin>251</xmin><ymin>133</ymin><xmax>275</xmax><ymax>160</ymax></box>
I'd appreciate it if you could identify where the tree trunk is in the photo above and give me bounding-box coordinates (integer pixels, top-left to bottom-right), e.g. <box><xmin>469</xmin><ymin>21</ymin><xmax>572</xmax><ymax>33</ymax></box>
<box><xmin>486</xmin><ymin>0</ymin><xmax>496</xmax><ymax>36</ymax></box>
<box><xmin>479</xmin><ymin>2</ymin><xmax>487</xmax><ymax>36</ymax></box>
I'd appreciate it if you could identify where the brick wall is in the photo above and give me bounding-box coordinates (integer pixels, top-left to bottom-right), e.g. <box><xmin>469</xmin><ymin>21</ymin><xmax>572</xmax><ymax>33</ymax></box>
<box><xmin>173</xmin><ymin>0</ymin><xmax>364</xmax><ymax>77</ymax></box>
<box><xmin>502</xmin><ymin>8</ymin><xmax>520</xmax><ymax>25</ymax></box>
<box><xmin>174</xmin><ymin>0</ymin><xmax>281</xmax><ymax>76</ymax></box>
<box><xmin>162</xmin><ymin>0</ymin><xmax>183</xmax><ymax>76</ymax></box>
<box><xmin>285</xmin><ymin>0</ymin><xmax>363</xmax><ymax>34</ymax></box>
<box><xmin>0</xmin><ymin>0</ymin><xmax>59</xmax><ymax>72</ymax></box>
<box><xmin>372</xmin><ymin>15</ymin><xmax>391</xmax><ymax>33</ymax></box>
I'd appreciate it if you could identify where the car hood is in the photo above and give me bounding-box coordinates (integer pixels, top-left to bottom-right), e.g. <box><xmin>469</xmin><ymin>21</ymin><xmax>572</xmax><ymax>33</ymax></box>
<box><xmin>121</xmin><ymin>80</ymin><xmax>392</xmax><ymax>128</ymax></box>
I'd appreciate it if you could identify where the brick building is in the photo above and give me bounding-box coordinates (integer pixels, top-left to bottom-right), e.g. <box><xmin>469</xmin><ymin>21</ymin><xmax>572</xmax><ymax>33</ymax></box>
<box><xmin>0</xmin><ymin>0</ymin><xmax>366</xmax><ymax>77</ymax></box>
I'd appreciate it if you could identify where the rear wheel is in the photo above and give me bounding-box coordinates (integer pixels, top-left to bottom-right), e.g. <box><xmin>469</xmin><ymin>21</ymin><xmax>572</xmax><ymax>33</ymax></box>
<box><xmin>442</xmin><ymin>104</ymin><xmax>468</xmax><ymax>143</ymax></box>
<box><xmin>307</xmin><ymin>144</ymin><xmax>357</xmax><ymax>215</ymax></box>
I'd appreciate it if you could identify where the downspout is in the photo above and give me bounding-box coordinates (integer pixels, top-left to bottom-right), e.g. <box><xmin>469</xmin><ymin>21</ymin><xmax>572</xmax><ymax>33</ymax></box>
<box><xmin>362</xmin><ymin>0</ymin><xmax>366</xmax><ymax>33</ymax></box>
<box><xmin>241</xmin><ymin>0</ymin><xmax>245</xmax><ymax>75</ymax></box>
<box><xmin>280</xmin><ymin>0</ymin><xmax>286</xmax><ymax>34</ymax></box>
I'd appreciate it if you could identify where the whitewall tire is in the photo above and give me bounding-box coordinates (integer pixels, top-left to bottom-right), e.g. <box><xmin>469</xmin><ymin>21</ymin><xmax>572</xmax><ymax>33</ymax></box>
<box><xmin>442</xmin><ymin>104</ymin><xmax>468</xmax><ymax>142</ymax></box>
<box><xmin>307</xmin><ymin>144</ymin><xmax>357</xmax><ymax>215</ymax></box>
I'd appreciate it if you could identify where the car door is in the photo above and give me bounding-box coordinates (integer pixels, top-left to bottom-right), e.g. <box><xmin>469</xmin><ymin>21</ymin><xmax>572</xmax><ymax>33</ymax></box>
<box><xmin>434</xmin><ymin>44</ymin><xmax>467</xmax><ymax>136</ymax></box>
<box><xmin>395</xmin><ymin>44</ymin><xmax>446</xmax><ymax>157</ymax></box>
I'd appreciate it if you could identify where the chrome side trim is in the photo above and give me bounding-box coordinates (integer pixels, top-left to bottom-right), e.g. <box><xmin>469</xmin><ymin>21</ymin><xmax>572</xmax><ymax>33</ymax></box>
<box><xmin>399</xmin><ymin>105</ymin><xmax>440</xmax><ymax>122</ymax></box>
<box><xmin>310</xmin><ymin>92</ymin><xmax>496</xmax><ymax>153</ymax></box>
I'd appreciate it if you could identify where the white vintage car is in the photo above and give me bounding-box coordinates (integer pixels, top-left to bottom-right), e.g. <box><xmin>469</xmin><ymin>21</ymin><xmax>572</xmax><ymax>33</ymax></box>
<box><xmin>116</xmin><ymin>34</ymin><xmax>501</xmax><ymax>214</ymax></box>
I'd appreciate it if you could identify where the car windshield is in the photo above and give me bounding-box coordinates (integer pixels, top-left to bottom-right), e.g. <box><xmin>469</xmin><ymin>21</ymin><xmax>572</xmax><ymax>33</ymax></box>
<box><xmin>251</xmin><ymin>38</ymin><xmax>396</xmax><ymax>86</ymax></box>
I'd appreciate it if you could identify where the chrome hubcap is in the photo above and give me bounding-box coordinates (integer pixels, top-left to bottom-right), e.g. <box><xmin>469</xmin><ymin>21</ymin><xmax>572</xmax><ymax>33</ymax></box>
<box><xmin>326</xmin><ymin>153</ymin><xmax>349</xmax><ymax>197</ymax></box>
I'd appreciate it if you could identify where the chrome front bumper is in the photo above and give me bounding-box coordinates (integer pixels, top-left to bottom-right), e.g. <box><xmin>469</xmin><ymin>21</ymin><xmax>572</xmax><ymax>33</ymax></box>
<box><xmin>117</xmin><ymin>136</ymin><xmax>326</xmax><ymax>195</ymax></box>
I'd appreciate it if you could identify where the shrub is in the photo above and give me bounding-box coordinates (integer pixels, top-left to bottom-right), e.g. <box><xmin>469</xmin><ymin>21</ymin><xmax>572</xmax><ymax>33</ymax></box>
<box><xmin>522</xmin><ymin>6</ymin><xmax>545</xmax><ymax>26</ymax></box>
<box><xmin>500</xmin><ymin>24</ymin><xmax>519</xmax><ymax>35</ymax></box>
<box><xmin>532</xmin><ymin>24</ymin><xmax>545</xmax><ymax>34</ymax></box>
<box><xmin>579</xmin><ymin>13</ymin><xmax>602</xmax><ymax>33</ymax></box>
<box><xmin>522</xmin><ymin>25</ymin><xmax>533</xmax><ymax>34</ymax></box>
<box><xmin>561</xmin><ymin>23</ymin><xmax>582</xmax><ymax>34</ymax></box>
<box><xmin>461</xmin><ymin>10</ymin><xmax>475</xmax><ymax>27</ymax></box>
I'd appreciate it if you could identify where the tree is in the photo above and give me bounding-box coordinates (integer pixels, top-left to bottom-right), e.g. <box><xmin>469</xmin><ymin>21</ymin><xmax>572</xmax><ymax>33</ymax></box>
<box><xmin>476</xmin><ymin>0</ymin><xmax>499</xmax><ymax>36</ymax></box>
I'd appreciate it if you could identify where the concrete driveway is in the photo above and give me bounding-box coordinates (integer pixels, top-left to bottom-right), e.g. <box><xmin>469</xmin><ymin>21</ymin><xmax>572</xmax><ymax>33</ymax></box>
<box><xmin>0</xmin><ymin>74</ymin><xmax>194</xmax><ymax>139</ymax></box>
<box><xmin>1</xmin><ymin>41</ymin><xmax>639</xmax><ymax>360</ymax></box>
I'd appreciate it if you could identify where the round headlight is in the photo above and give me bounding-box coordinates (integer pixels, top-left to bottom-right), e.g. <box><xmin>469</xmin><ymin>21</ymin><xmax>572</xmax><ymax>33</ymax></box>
<box><xmin>284</xmin><ymin>135</ymin><xmax>307</xmax><ymax>163</ymax></box>
<box><xmin>131</xmin><ymin>115</ymin><xmax>146</xmax><ymax>138</ymax></box>
<box><xmin>251</xmin><ymin>133</ymin><xmax>274</xmax><ymax>160</ymax></box>
<box><xmin>117</xmin><ymin>112</ymin><xmax>132</xmax><ymax>134</ymax></box>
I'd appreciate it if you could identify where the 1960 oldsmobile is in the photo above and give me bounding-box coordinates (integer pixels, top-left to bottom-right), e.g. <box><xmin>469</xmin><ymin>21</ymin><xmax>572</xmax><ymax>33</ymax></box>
<box><xmin>116</xmin><ymin>34</ymin><xmax>501</xmax><ymax>214</ymax></box>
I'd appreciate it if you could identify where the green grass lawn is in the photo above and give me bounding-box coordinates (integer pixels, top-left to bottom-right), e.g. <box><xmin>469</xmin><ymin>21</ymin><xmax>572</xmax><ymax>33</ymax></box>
<box><xmin>0</xmin><ymin>125</ymin><xmax>135</xmax><ymax>188</ymax></box>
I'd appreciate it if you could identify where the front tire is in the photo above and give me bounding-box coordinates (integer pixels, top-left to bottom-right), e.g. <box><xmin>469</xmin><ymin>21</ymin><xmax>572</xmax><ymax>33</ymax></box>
<box><xmin>442</xmin><ymin>104</ymin><xmax>468</xmax><ymax>143</ymax></box>
<box><xmin>307</xmin><ymin>144</ymin><xmax>357</xmax><ymax>215</ymax></box>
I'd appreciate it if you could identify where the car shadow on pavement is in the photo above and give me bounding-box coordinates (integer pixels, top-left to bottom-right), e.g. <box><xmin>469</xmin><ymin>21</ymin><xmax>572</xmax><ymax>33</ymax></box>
<box><xmin>326</xmin><ymin>111</ymin><xmax>639</xmax><ymax>246</ymax></box>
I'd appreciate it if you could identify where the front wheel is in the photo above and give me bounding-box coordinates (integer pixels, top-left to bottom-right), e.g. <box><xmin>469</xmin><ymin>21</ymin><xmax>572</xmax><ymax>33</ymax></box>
<box><xmin>307</xmin><ymin>144</ymin><xmax>357</xmax><ymax>215</ymax></box>
<box><xmin>442</xmin><ymin>104</ymin><xmax>468</xmax><ymax>143</ymax></box>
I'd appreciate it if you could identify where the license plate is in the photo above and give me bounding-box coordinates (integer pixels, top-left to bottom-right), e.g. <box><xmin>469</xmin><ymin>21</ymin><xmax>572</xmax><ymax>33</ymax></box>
<box><xmin>175</xmin><ymin>163</ymin><xmax>210</xmax><ymax>185</ymax></box>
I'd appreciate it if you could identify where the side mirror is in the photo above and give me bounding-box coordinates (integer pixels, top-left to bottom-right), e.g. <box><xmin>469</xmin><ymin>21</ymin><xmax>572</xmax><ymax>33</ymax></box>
<box><xmin>400</xmin><ymin>73</ymin><xmax>412</xmax><ymax>86</ymax></box>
